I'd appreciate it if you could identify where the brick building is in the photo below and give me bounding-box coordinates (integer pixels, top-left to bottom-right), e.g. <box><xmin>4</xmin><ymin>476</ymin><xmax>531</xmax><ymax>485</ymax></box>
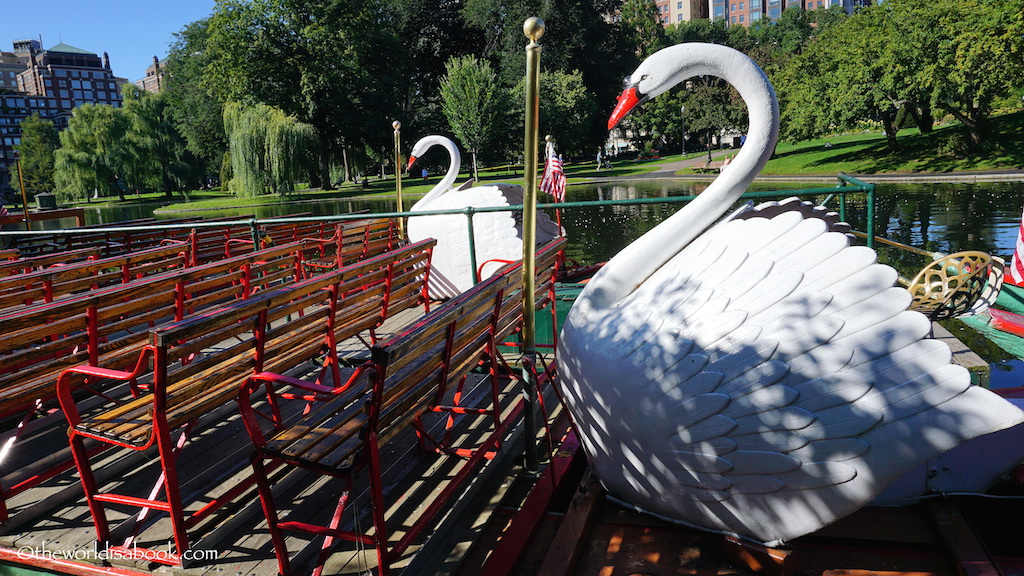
<box><xmin>135</xmin><ymin>56</ymin><xmax>167</xmax><ymax>93</ymax></box>
<box><xmin>0</xmin><ymin>41</ymin><xmax>126</xmax><ymax>196</ymax></box>
<box><xmin>656</xmin><ymin>0</ymin><xmax>711</xmax><ymax>25</ymax></box>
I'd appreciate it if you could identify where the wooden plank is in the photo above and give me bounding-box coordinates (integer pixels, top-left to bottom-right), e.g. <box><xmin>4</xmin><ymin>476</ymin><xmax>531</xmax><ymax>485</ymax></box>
<box><xmin>928</xmin><ymin>499</ymin><xmax>1001</xmax><ymax>576</ymax></box>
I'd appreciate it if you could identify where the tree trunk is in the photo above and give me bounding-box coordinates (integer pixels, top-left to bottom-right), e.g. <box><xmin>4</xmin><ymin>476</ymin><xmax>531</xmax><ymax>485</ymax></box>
<box><xmin>937</xmin><ymin>102</ymin><xmax>984</xmax><ymax>147</ymax></box>
<box><xmin>881</xmin><ymin>109</ymin><xmax>900</xmax><ymax>151</ymax></box>
<box><xmin>471</xmin><ymin>150</ymin><xmax>479</xmax><ymax>182</ymax></box>
<box><xmin>316</xmin><ymin>132</ymin><xmax>331</xmax><ymax>190</ymax></box>
<box><xmin>342</xmin><ymin>144</ymin><xmax>350</xmax><ymax>183</ymax></box>
<box><xmin>163</xmin><ymin>171</ymin><xmax>174</xmax><ymax>199</ymax></box>
<box><xmin>916</xmin><ymin>103</ymin><xmax>934</xmax><ymax>133</ymax></box>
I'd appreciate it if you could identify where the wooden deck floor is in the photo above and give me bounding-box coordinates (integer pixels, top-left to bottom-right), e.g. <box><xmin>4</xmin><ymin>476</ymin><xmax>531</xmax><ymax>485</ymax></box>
<box><xmin>0</xmin><ymin>307</ymin><xmax>558</xmax><ymax>576</ymax></box>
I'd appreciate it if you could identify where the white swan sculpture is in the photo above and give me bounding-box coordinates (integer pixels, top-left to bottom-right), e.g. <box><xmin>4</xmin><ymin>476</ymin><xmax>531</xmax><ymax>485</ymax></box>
<box><xmin>406</xmin><ymin>135</ymin><xmax>563</xmax><ymax>299</ymax></box>
<box><xmin>556</xmin><ymin>43</ymin><xmax>1024</xmax><ymax>546</ymax></box>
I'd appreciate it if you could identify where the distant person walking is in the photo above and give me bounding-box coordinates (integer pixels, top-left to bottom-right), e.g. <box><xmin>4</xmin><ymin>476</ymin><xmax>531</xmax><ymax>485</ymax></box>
<box><xmin>421</xmin><ymin>167</ymin><xmax>429</xmax><ymax>180</ymax></box>
<box><xmin>596</xmin><ymin>149</ymin><xmax>603</xmax><ymax>170</ymax></box>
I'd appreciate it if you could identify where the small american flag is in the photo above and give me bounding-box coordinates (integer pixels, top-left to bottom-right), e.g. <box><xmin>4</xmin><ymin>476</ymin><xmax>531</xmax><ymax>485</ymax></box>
<box><xmin>539</xmin><ymin>142</ymin><xmax>566</xmax><ymax>202</ymax></box>
<box><xmin>1011</xmin><ymin>206</ymin><xmax>1024</xmax><ymax>286</ymax></box>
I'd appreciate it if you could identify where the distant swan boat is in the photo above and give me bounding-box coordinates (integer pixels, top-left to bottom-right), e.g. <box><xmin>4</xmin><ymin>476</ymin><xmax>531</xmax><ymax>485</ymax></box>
<box><xmin>406</xmin><ymin>135</ymin><xmax>562</xmax><ymax>299</ymax></box>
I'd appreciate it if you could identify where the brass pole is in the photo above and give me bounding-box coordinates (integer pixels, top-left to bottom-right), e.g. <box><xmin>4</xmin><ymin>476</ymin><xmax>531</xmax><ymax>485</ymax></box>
<box><xmin>521</xmin><ymin>16</ymin><xmax>544</xmax><ymax>477</ymax></box>
<box><xmin>393</xmin><ymin>120</ymin><xmax>404</xmax><ymax>236</ymax></box>
<box><xmin>14</xmin><ymin>152</ymin><xmax>31</xmax><ymax>231</ymax></box>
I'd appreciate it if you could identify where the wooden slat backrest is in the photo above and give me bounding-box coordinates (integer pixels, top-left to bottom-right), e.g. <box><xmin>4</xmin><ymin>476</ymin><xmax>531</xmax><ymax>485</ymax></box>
<box><xmin>0</xmin><ymin>247</ymin><xmax>102</xmax><ymax>277</ymax></box>
<box><xmin>141</xmin><ymin>240</ymin><xmax>434</xmax><ymax>433</ymax></box>
<box><xmin>0</xmin><ymin>240</ymin><xmax>309</xmax><ymax>419</ymax></box>
<box><xmin>337</xmin><ymin>218</ymin><xmax>401</xmax><ymax>264</ymax></box>
<box><xmin>0</xmin><ymin>242</ymin><xmax>189</xmax><ymax>310</ymax></box>
<box><xmin>488</xmin><ymin>237</ymin><xmax>566</xmax><ymax>341</ymax></box>
<box><xmin>369</xmin><ymin>269</ymin><xmax>514</xmax><ymax>444</ymax></box>
<box><xmin>0</xmin><ymin>248</ymin><xmax>18</xmax><ymax>260</ymax></box>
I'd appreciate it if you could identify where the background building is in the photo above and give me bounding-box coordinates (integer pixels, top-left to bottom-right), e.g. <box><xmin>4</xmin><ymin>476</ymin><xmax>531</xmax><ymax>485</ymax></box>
<box><xmin>0</xmin><ymin>41</ymin><xmax>126</xmax><ymax>197</ymax></box>
<box><xmin>705</xmin><ymin>0</ymin><xmax>869</xmax><ymax>27</ymax></box>
<box><xmin>657</xmin><ymin>0</ymin><xmax>710</xmax><ymax>24</ymax></box>
<box><xmin>135</xmin><ymin>56</ymin><xmax>166</xmax><ymax>93</ymax></box>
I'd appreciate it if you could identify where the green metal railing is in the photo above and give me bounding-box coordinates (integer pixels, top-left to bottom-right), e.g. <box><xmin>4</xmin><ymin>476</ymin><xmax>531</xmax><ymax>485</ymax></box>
<box><xmin>0</xmin><ymin>173</ymin><xmax>877</xmax><ymax>264</ymax></box>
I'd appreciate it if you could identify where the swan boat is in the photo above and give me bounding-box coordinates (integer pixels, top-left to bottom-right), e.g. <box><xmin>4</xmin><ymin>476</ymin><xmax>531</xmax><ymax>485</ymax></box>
<box><xmin>406</xmin><ymin>135</ymin><xmax>563</xmax><ymax>299</ymax></box>
<box><xmin>555</xmin><ymin>43</ymin><xmax>1024</xmax><ymax>547</ymax></box>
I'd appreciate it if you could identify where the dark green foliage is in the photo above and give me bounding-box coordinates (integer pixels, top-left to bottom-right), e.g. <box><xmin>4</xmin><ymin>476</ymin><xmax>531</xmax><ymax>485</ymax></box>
<box><xmin>165</xmin><ymin>18</ymin><xmax>226</xmax><ymax>180</ymax></box>
<box><xmin>14</xmin><ymin>114</ymin><xmax>59</xmax><ymax>195</ymax></box>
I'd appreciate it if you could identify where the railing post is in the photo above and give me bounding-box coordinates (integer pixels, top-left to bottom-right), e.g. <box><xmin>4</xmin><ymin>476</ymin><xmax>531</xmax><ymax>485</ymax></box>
<box><xmin>520</xmin><ymin>16</ymin><xmax>544</xmax><ymax>477</ymax></box>
<box><xmin>466</xmin><ymin>207</ymin><xmax>480</xmax><ymax>284</ymax></box>
<box><xmin>865</xmin><ymin>182</ymin><xmax>876</xmax><ymax>249</ymax></box>
<box><xmin>249</xmin><ymin>219</ymin><xmax>260</xmax><ymax>253</ymax></box>
<box><xmin>393</xmin><ymin>120</ymin><xmax>404</xmax><ymax>237</ymax></box>
<box><xmin>835</xmin><ymin>177</ymin><xmax>847</xmax><ymax>224</ymax></box>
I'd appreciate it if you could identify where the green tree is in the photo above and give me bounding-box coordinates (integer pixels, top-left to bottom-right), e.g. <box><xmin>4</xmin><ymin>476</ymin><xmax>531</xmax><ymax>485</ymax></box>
<box><xmin>439</xmin><ymin>55</ymin><xmax>508</xmax><ymax>181</ymax></box>
<box><xmin>53</xmin><ymin>104</ymin><xmax>131</xmax><ymax>202</ymax></box>
<box><xmin>460</xmin><ymin>0</ymin><xmax>629</xmax><ymax>152</ymax></box>
<box><xmin>13</xmin><ymin>114</ymin><xmax>59</xmax><ymax>195</ymax></box>
<box><xmin>619</xmin><ymin>0</ymin><xmax>668</xmax><ymax>58</ymax></box>
<box><xmin>391</xmin><ymin>0</ymin><xmax>484</xmax><ymax>141</ymax></box>
<box><xmin>206</xmin><ymin>0</ymin><xmax>401</xmax><ymax>189</ymax></box>
<box><xmin>510</xmin><ymin>69</ymin><xmax>597</xmax><ymax>158</ymax></box>
<box><xmin>165</xmin><ymin>18</ymin><xmax>226</xmax><ymax>181</ymax></box>
<box><xmin>223</xmin><ymin>102</ymin><xmax>316</xmax><ymax>197</ymax></box>
<box><xmin>775</xmin><ymin>0</ymin><xmax>1024</xmax><ymax>149</ymax></box>
<box><xmin>924</xmin><ymin>0</ymin><xmax>1024</xmax><ymax>145</ymax></box>
<box><xmin>122</xmin><ymin>85</ymin><xmax>199</xmax><ymax>197</ymax></box>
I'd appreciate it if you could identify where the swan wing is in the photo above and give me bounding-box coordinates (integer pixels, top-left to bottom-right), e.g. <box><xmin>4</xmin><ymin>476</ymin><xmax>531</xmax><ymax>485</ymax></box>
<box><xmin>558</xmin><ymin>199</ymin><xmax>1024</xmax><ymax>546</ymax></box>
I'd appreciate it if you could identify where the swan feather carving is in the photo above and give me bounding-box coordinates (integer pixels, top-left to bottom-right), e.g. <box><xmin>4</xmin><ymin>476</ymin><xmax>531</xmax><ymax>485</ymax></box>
<box><xmin>407</xmin><ymin>135</ymin><xmax>562</xmax><ymax>299</ymax></box>
<box><xmin>556</xmin><ymin>43</ymin><xmax>1024</xmax><ymax>546</ymax></box>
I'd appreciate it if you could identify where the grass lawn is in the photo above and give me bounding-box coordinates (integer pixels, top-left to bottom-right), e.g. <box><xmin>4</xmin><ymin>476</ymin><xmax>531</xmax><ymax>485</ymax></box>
<box><xmin>761</xmin><ymin>111</ymin><xmax>1024</xmax><ymax>175</ymax></box>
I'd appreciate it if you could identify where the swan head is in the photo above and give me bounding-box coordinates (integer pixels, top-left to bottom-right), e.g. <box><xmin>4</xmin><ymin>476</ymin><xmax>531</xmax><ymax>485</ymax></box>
<box><xmin>608</xmin><ymin>47</ymin><xmax>683</xmax><ymax>129</ymax></box>
<box><xmin>608</xmin><ymin>43</ymin><xmax>769</xmax><ymax>130</ymax></box>
<box><xmin>407</xmin><ymin>137</ymin><xmax>432</xmax><ymax>170</ymax></box>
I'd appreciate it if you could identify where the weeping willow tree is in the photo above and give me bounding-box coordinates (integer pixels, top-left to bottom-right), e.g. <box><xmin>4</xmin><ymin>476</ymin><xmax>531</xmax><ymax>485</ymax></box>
<box><xmin>223</xmin><ymin>102</ymin><xmax>316</xmax><ymax>197</ymax></box>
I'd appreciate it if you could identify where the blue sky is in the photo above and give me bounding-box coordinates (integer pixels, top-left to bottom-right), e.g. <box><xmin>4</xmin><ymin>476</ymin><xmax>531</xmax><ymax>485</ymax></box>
<box><xmin>1</xmin><ymin>0</ymin><xmax>216</xmax><ymax>83</ymax></box>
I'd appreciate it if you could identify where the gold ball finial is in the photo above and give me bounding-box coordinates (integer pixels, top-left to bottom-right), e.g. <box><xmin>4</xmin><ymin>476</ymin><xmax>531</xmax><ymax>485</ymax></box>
<box><xmin>523</xmin><ymin>17</ymin><xmax>545</xmax><ymax>41</ymax></box>
<box><xmin>392</xmin><ymin>120</ymin><xmax>401</xmax><ymax>130</ymax></box>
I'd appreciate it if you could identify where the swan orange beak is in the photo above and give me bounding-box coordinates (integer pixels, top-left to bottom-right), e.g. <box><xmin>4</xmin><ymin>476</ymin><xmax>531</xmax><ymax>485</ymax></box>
<box><xmin>406</xmin><ymin>156</ymin><xmax>417</xmax><ymax>170</ymax></box>
<box><xmin>608</xmin><ymin>86</ymin><xmax>646</xmax><ymax>130</ymax></box>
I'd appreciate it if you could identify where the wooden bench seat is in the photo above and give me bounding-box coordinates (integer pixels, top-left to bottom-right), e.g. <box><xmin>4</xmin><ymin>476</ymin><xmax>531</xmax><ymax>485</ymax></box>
<box><xmin>693</xmin><ymin>160</ymin><xmax>725</xmax><ymax>174</ymax></box>
<box><xmin>300</xmin><ymin>218</ymin><xmax>403</xmax><ymax>274</ymax></box>
<box><xmin>57</xmin><ymin>239</ymin><xmax>435</xmax><ymax>565</ymax></box>
<box><xmin>0</xmin><ymin>240</ymin><xmax>313</xmax><ymax>521</ymax></box>
<box><xmin>239</xmin><ymin>237</ymin><xmax>566</xmax><ymax>576</ymax></box>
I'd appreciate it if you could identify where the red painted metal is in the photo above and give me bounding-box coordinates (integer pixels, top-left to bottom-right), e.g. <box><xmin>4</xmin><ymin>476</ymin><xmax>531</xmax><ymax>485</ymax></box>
<box><xmin>478</xmin><ymin>428</ymin><xmax>581</xmax><ymax>576</ymax></box>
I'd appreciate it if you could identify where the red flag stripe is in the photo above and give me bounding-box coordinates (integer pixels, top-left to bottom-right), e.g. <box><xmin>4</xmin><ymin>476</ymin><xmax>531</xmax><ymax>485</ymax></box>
<box><xmin>1011</xmin><ymin>207</ymin><xmax>1024</xmax><ymax>286</ymax></box>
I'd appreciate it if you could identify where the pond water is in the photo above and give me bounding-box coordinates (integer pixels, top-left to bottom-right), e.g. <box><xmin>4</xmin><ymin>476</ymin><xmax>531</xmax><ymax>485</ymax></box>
<box><xmin>21</xmin><ymin>178</ymin><xmax>1024</xmax><ymax>385</ymax></box>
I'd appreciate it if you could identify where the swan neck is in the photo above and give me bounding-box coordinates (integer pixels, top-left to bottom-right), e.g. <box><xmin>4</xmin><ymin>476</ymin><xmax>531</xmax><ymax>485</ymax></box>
<box><xmin>582</xmin><ymin>44</ymin><xmax>779</xmax><ymax>311</ymax></box>
<box><xmin>416</xmin><ymin>136</ymin><xmax>462</xmax><ymax>207</ymax></box>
